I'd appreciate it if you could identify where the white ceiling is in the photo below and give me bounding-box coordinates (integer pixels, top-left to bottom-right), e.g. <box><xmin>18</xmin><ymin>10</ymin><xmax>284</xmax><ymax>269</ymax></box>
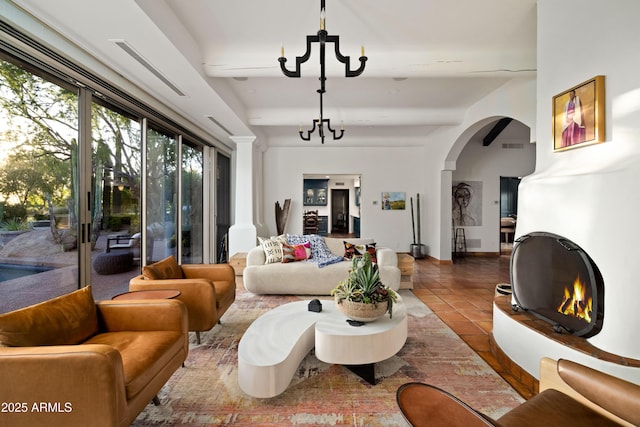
<box><xmin>11</xmin><ymin>0</ymin><xmax>537</xmax><ymax>147</ymax></box>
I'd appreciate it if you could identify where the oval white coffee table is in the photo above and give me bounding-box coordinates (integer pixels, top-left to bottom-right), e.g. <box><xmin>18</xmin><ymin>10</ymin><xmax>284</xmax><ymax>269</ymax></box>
<box><xmin>238</xmin><ymin>297</ymin><xmax>407</xmax><ymax>398</ymax></box>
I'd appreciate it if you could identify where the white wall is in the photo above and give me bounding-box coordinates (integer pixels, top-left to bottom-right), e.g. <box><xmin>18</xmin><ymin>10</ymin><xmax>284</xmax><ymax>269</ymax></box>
<box><xmin>261</xmin><ymin>146</ymin><xmax>426</xmax><ymax>253</ymax></box>
<box><xmin>259</xmin><ymin>78</ymin><xmax>537</xmax><ymax>259</ymax></box>
<box><xmin>453</xmin><ymin>120</ymin><xmax>535</xmax><ymax>253</ymax></box>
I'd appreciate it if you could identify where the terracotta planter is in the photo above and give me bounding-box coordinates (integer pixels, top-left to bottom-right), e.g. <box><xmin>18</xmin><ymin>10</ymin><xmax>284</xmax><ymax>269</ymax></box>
<box><xmin>334</xmin><ymin>296</ymin><xmax>388</xmax><ymax>322</ymax></box>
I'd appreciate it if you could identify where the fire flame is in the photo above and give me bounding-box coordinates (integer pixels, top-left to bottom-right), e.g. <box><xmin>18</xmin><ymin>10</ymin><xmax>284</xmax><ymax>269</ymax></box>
<box><xmin>557</xmin><ymin>275</ymin><xmax>592</xmax><ymax>323</ymax></box>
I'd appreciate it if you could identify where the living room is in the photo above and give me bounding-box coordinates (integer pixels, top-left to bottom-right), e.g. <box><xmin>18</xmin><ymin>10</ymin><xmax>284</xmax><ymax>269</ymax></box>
<box><xmin>1</xmin><ymin>0</ymin><xmax>640</xmax><ymax>426</ymax></box>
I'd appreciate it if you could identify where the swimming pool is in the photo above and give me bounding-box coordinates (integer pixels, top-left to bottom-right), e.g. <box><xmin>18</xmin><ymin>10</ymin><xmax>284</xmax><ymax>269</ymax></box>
<box><xmin>0</xmin><ymin>264</ymin><xmax>53</xmax><ymax>282</ymax></box>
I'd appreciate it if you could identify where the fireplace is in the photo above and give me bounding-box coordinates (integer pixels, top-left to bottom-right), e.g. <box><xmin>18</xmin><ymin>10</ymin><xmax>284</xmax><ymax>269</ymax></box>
<box><xmin>510</xmin><ymin>232</ymin><xmax>604</xmax><ymax>338</ymax></box>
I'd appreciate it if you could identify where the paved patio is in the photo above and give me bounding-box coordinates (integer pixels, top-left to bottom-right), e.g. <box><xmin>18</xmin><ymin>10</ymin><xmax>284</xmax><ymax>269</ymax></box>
<box><xmin>0</xmin><ymin>232</ymin><xmax>140</xmax><ymax>313</ymax></box>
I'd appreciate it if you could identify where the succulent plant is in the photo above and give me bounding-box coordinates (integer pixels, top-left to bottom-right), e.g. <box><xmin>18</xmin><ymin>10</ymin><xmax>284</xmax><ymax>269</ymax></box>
<box><xmin>331</xmin><ymin>252</ymin><xmax>398</xmax><ymax>318</ymax></box>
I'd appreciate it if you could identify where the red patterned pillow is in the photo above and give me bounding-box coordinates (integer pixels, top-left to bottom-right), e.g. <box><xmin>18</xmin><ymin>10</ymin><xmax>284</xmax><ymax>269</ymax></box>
<box><xmin>343</xmin><ymin>241</ymin><xmax>359</xmax><ymax>259</ymax></box>
<box><xmin>362</xmin><ymin>243</ymin><xmax>377</xmax><ymax>263</ymax></box>
<box><xmin>343</xmin><ymin>241</ymin><xmax>377</xmax><ymax>263</ymax></box>
<box><xmin>282</xmin><ymin>242</ymin><xmax>311</xmax><ymax>263</ymax></box>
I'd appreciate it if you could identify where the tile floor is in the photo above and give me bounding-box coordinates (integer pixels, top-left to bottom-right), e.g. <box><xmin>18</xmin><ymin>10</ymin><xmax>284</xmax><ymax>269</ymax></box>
<box><xmin>410</xmin><ymin>248</ymin><xmax>536</xmax><ymax>399</ymax></box>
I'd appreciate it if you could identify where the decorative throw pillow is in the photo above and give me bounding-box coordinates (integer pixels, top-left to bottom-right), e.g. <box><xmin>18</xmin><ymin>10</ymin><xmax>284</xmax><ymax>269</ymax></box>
<box><xmin>142</xmin><ymin>255</ymin><xmax>184</xmax><ymax>280</ymax></box>
<box><xmin>343</xmin><ymin>241</ymin><xmax>377</xmax><ymax>263</ymax></box>
<box><xmin>343</xmin><ymin>241</ymin><xmax>359</xmax><ymax>259</ymax></box>
<box><xmin>287</xmin><ymin>234</ymin><xmax>344</xmax><ymax>267</ymax></box>
<box><xmin>258</xmin><ymin>234</ymin><xmax>287</xmax><ymax>264</ymax></box>
<box><xmin>281</xmin><ymin>241</ymin><xmax>311</xmax><ymax>263</ymax></box>
<box><xmin>361</xmin><ymin>243</ymin><xmax>377</xmax><ymax>263</ymax></box>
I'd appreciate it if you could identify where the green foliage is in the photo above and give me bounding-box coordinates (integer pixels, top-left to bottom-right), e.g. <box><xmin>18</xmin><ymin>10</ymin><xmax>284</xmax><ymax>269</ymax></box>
<box><xmin>331</xmin><ymin>252</ymin><xmax>398</xmax><ymax>318</ymax></box>
<box><xmin>2</xmin><ymin>204</ymin><xmax>27</xmax><ymax>221</ymax></box>
<box><xmin>0</xmin><ymin>58</ymin><xmax>143</xmax><ymax>233</ymax></box>
<box><xmin>1</xmin><ymin>217</ymin><xmax>29</xmax><ymax>231</ymax></box>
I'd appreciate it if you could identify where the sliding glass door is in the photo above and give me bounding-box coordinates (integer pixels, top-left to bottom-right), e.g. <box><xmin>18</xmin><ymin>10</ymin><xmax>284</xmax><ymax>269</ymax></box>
<box><xmin>0</xmin><ymin>55</ymin><xmax>80</xmax><ymax>311</ymax></box>
<box><xmin>181</xmin><ymin>142</ymin><xmax>203</xmax><ymax>263</ymax></box>
<box><xmin>0</xmin><ymin>34</ymin><xmax>225</xmax><ymax>311</ymax></box>
<box><xmin>90</xmin><ymin>101</ymin><xmax>142</xmax><ymax>298</ymax></box>
<box><xmin>145</xmin><ymin>125</ymin><xmax>178</xmax><ymax>263</ymax></box>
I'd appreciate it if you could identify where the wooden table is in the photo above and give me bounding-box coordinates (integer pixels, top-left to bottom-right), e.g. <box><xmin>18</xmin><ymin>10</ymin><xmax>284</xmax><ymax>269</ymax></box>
<box><xmin>397</xmin><ymin>253</ymin><xmax>415</xmax><ymax>289</ymax></box>
<box><xmin>112</xmin><ymin>289</ymin><xmax>181</xmax><ymax>300</ymax></box>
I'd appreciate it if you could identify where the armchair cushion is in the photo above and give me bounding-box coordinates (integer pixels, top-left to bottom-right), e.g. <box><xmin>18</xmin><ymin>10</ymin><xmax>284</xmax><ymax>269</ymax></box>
<box><xmin>0</xmin><ymin>286</ymin><xmax>98</xmax><ymax>347</ymax></box>
<box><xmin>85</xmin><ymin>330</ymin><xmax>185</xmax><ymax>400</ymax></box>
<box><xmin>142</xmin><ymin>255</ymin><xmax>184</xmax><ymax>280</ymax></box>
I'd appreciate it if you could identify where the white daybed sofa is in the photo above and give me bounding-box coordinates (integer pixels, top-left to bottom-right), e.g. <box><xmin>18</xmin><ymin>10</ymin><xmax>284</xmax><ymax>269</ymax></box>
<box><xmin>243</xmin><ymin>235</ymin><xmax>401</xmax><ymax>295</ymax></box>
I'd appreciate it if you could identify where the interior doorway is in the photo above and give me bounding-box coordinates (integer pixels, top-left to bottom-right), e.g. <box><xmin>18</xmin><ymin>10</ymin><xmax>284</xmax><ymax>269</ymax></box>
<box><xmin>499</xmin><ymin>176</ymin><xmax>520</xmax><ymax>255</ymax></box>
<box><xmin>331</xmin><ymin>189</ymin><xmax>349</xmax><ymax>234</ymax></box>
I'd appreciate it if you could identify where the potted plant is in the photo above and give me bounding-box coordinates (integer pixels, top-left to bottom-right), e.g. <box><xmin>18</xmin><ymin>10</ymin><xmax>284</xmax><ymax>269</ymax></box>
<box><xmin>331</xmin><ymin>252</ymin><xmax>398</xmax><ymax>322</ymax></box>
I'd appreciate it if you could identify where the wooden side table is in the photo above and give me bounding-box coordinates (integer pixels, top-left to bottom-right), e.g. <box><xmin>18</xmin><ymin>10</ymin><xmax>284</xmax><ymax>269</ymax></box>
<box><xmin>397</xmin><ymin>253</ymin><xmax>415</xmax><ymax>289</ymax></box>
<box><xmin>229</xmin><ymin>252</ymin><xmax>247</xmax><ymax>276</ymax></box>
<box><xmin>112</xmin><ymin>289</ymin><xmax>181</xmax><ymax>301</ymax></box>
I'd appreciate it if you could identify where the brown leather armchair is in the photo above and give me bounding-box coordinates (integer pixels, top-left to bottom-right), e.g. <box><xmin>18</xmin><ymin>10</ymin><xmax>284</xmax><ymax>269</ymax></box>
<box><xmin>397</xmin><ymin>358</ymin><xmax>640</xmax><ymax>427</ymax></box>
<box><xmin>129</xmin><ymin>256</ymin><xmax>236</xmax><ymax>344</ymax></box>
<box><xmin>0</xmin><ymin>286</ymin><xmax>188</xmax><ymax>427</ymax></box>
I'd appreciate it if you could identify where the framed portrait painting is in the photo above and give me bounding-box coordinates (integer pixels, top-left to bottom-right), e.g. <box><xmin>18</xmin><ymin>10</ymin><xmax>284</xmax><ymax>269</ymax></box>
<box><xmin>552</xmin><ymin>75</ymin><xmax>605</xmax><ymax>151</ymax></box>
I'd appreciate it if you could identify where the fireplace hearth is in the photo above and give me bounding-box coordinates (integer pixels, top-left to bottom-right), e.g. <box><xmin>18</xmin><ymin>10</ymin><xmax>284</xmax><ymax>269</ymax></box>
<box><xmin>510</xmin><ymin>232</ymin><xmax>604</xmax><ymax>338</ymax></box>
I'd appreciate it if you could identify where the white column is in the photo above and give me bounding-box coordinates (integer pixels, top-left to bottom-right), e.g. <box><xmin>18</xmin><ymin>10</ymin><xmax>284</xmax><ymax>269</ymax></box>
<box><xmin>253</xmin><ymin>145</ymin><xmax>269</xmax><ymax>237</ymax></box>
<box><xmin>228</xmin><ymin>136</ymin><xmax>257</xmax><ymax>256</ymax></box>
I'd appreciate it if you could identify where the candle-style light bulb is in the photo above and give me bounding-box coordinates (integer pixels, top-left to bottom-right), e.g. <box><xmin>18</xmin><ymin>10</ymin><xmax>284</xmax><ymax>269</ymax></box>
<box><xmin>320</xmin><ymin>8</ymin><xmax>326</xmax><ymax>30</ymax></box>
<box><xmin>280</xmin><ymin>43</ymin><xmax>284</xmax><ymax>58</ymax></box>
<box><xmin>361</xmin><ymin>45</ymin><xmax>365</xmax><ymax>57</ymax></box>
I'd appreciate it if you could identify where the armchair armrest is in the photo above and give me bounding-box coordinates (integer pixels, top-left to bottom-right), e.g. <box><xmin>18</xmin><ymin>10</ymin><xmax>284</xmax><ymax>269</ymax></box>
<box><xmin>0</xmin><ymin>344</ymin><xmax>127</xmax><ymax>426</ymax></box>
<box><xmin>96</xmin><ymin>299</ymin><xmax>187</xmax><ymax>334</ymax></box>
<box><xmin>128</xmin><ymin>276</ymin><xmax>220</xmax><ymax>332</ymax></box>
<box><xmin>396</xmin><ymin>382</ymin><xmax>497</xmax><ymax>426</ymax></box>
<box><xmin>540</xmin><ymin>357</ymin><xmax>640</xmax><ymax>426</ymax></box>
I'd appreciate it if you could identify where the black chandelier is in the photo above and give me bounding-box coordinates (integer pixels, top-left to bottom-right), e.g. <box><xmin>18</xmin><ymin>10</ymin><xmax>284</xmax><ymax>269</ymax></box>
<box><xmin>278</xmin><ymin>0</ymin><xmax>367</xmax><ymax>143</ymax></box>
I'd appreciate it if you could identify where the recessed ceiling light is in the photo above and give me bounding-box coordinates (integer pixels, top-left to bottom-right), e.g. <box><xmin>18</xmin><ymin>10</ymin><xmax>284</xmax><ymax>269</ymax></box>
<box><xmin>392</xmin><ymin>77</ymin><xmax>408</xmax><ymax>81</ymax></box>
<box><xmin>233</xmin><ymin>77</ymin><xmax>248</xmax><ymax>81</ymax></box>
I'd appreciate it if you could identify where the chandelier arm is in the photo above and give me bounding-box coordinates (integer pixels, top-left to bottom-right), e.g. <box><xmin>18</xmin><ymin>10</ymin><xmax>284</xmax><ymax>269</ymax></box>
<box><xmin>325</xmin><ymin>119</ymin><xmax>345</xmax><ymax>140</ymax></box>
<box><xmin>325</xmin><ymin>35</ymin><xmax>368</xmax><ymax>77</ymax></box>
<box><xmin>279</xmin><ymin>34</ymin><xmax>319</xmax><ymax>78</ymax></box>
<box><xmin>299</xmin><ymin>120</ymin><xmax>317</xmax><ymax>141</ymax></box>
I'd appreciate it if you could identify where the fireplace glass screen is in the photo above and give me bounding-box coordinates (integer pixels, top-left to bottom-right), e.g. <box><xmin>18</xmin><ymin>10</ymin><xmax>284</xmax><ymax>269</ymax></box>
<box><xmin>510</xmin><ymin>232</ymin><xmax>604</xmax><ymax>337</ymax></box>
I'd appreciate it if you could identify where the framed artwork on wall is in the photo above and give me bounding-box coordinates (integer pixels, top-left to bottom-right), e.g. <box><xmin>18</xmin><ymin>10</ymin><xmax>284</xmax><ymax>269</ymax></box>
<box><xmin>552</xmin><ymin>75</ymin><xmax>605</xmax><ymax>151</ymax></box>
<box><xmin>452</xmin><ymin>181</ymin><xmax>483</xmax><ymax>227</ymax></box>
<box><xmin>381</xmin><ymin>192</ymin><xmax>406</xmax><ymax>210</ymax></box>
<box><xmin>303</xmin><ymin>179</ymin><xmax>329</xmax><ymax>206</ymax></box>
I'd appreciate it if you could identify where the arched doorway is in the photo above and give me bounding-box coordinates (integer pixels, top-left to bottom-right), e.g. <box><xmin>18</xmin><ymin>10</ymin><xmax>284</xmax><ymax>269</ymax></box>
<box><xmin>442</xmin><ymin>118</ymin><xmax>535</xmax><ymax>260</ymax></box>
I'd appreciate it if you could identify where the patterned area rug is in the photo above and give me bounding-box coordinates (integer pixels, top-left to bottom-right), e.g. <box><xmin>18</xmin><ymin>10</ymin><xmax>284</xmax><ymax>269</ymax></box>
<box><xmin>133</xmin><ymin>289</ymin><xmax>523</xmax><ymax>426</ymax></box>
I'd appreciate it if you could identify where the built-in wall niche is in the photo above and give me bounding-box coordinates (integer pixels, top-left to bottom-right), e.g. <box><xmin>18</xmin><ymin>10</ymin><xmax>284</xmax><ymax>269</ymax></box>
<box><xmin>302</xmin><ymin>174</ymin><xmax>361</xmax><ymax>236</ymax></box>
